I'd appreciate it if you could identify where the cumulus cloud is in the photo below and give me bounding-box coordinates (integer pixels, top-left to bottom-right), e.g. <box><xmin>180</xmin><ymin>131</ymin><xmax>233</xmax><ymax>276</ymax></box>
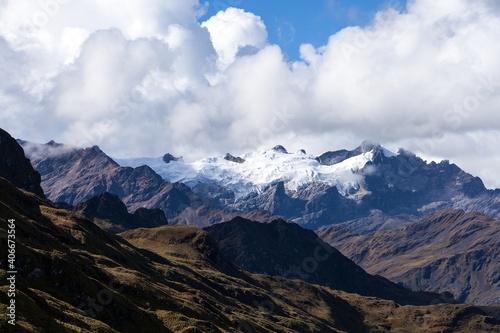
<box><xmin>202</xmin><ymin>7</ymin><xmax>267</xmax><ymax>69</ymax></box>
<box><xmin>1</xmin><ymin>0</ymin><xmax>500</xmax><ymax>188</ymax></box>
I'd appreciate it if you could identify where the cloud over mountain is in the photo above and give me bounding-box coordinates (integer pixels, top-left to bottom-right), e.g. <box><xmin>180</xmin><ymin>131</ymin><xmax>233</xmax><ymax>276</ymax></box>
<box><xmin>1</xmin><ymin>0</ymin><xmax>500</xmax><ymax>188</ymax></box>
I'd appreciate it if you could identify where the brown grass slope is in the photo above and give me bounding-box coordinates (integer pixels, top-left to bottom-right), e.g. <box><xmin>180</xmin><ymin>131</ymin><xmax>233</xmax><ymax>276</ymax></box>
<box><xmin>204</xmin><ymin>217</ymin><xmax>447</xmax><ymax>306</ymax></box>
<box><xmin>318</xmin><ymin>209</ymin><xmax>500</xmax><ymax>306</ymax></box>
<box><xmin>0</xmin><ymin>178</ymin><xmax>498</xmax><ymax>332</ymax></box>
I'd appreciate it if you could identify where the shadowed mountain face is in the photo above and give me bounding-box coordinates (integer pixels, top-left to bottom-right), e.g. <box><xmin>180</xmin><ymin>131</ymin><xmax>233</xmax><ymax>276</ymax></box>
<box><xmin>3</xmin><ymin>179</ymin><xmax>500</xmax><ymax>332</ymax></box>
<box><xmin>318</xmin><ymin>210</ymin><xmax>500</xmax><ymax>306</ymax></box>
<box><xmin>0</xmin><ymin>129</ymin><xmax>44</xmax><ymax>197</ymax></box>
<box><xmin>204</xmin><ymin>217</ymin><xmax>447</xmax><ymax>306</ymax></box>
<box><xmin>73</xmin><ymin>192</ymin><xmax>168</xmax><ymax>233</ymax></box>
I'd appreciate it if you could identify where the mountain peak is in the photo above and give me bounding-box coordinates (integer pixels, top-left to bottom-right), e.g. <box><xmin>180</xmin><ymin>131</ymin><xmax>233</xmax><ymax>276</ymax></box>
<box><xmin>46</xmin><ymin>140</ymin><xmax>63</xmax><ymax>148</ymax></box>
<box><xmin>88</xmin><ymin>145</ymin><xmax>103</xmax><ymax>152</ymax></box>
<box><xmin>271</xmin><ymin>145</ymin><xmax>288</xmax><ymax>153</ymax></box>
<box><xmin>224</xmin><ymin>153</ymin><xmax>245</xmax><ymax>163</ymax></box>
<box><xmin>73</xmin><ymin>192</ymin><xmax>168</xmax><ymax>233</ymax></box>
<box><xmin>162</xmin><ymin>153</ymin><xmax>182</xmax><ymax>164</ymax></box>
<box><xmin>358</xmin><ymin>140</ymin><xmax>381</xmax><ymax>153</ymax></box>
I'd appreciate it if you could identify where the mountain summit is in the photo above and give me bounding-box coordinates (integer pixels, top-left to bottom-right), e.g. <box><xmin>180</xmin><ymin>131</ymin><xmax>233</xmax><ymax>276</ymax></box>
<box><xmin>117</xmin><ymin>143</ymin><xmax>387</xmax><ymax>200</ymax></box>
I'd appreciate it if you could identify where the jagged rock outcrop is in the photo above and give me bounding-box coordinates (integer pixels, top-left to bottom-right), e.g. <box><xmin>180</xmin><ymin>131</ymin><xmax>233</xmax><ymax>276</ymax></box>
<box><xmin>316</xmin><ymin>140</ymin><xmax>382</xmax><ymax>166</ymax></box>
<box><xmin>162</xmin><ymin>153</ymin><xmax>182</xmax><ymax>164</ymax></box>
<box><xmin>223</xmin><ymin>153</ymin><xmax>245</xmax><ymax>164</ymax></box>
<box><xmin>272</xmin><ymin>145</ymin><xmax>288</xmax><ymax>153</ymax></box>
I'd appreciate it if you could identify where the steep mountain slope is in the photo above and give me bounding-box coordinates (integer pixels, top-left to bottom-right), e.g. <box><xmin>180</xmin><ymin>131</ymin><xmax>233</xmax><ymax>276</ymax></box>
<box><xmin>19</xmin><ymin>140</ymin><xmax>165</xmax><ymax>206</ymax></box>
<box><xmin>318</xmin><ymin>210</ymin><xmax>500</xmax><ymax>306</ymax></box>
<box><xmin>204</xmin><ymin>217</ymin><xmax>446</xmax><ymax>306</ymax></box>
<box><xmin>0</xmin><ymin>129</ymin><xmax>44</xmax><ymax>197</ymax></box>
<box><xmin>19</xmin><ymin>140</ymin><xmax>275</xmax><ymax>227</ymax></box>
<box><xmin>3</xmin><ymin>179</ymin><xmax>500</xmax><ymax>332</ymax></box>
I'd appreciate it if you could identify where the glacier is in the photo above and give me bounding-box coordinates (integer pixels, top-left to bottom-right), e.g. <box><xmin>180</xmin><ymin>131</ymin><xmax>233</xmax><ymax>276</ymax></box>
<box><xmin>115</xmin><ymin>145</ymin><xmax>393</xmax><ymax>200</ymax></box>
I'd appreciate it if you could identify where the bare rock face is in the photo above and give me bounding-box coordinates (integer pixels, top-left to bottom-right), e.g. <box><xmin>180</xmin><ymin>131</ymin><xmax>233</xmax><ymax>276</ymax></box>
<box><xmin>272</xmin><ymin>145</ymin><xmax>288</xmax><ymax>153</ymax></box>
<box><xmin>223</xmin><ymin>153</ymin><xmax>245</xmax><ymax>164</ymax></box>
<box><xmin>319</xmin><ymin>209</ymin><xmax>500</xmax><ymax>305</ymax></box>
<box><xmin>21</xmin><ymin>143</ymin><xmax>126</xmax><ymax>204</ymax></box>
<box><xmin>21</xmin><ymin>141</ymin><xmax>196</xmax><ymax>216</ymax></box>
<box><xmin>0</xmin><ymin>128</ymin><xmax>44</xmax><ymax>197</ymax></box>
<box><xmin>162</xmin><ymin>153</ymin><xmax>182</xmax><ymax>164</ymax></box>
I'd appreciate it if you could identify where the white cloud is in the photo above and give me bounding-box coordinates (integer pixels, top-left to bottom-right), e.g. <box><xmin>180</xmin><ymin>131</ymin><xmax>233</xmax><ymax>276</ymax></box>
<box><xmin>201</xmin><ymin>7</ymin><xmax>267</xmax><ymax>69</ymax></box>
<box><xmin>1</xmin><ymin>0</ymin><xmax>500</xmax><ymax>189</ymax></box>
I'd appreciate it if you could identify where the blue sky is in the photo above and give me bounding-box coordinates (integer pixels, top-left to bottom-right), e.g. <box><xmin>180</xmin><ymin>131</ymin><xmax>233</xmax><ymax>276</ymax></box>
<box><xmin>201</xmin><ymin>0</ymin><xmax>408</xmax><ymax>60</ymax></box>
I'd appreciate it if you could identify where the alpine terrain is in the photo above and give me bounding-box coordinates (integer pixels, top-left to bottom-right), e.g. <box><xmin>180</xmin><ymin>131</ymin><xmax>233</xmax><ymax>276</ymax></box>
<box><xmin>0</xmin><ymin>127</ymin><xmax>498</xmax><ymax>332</ymax></box>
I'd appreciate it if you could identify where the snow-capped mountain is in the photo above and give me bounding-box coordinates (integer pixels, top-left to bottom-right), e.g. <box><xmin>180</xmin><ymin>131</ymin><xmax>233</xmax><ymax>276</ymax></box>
<box><xmin>116</xmin><ymin>142</ymin><xmax>394</xmax><ymax>200</ymax></box>
<box><xmin>115</xmin><ymin>141</ymin><xmax>499</xmax><ymax>230</ymax></box>
<box><xmin>19</xmin><ymin>137</ymin><xmax>500</xmax><ymax>231</ymax></box>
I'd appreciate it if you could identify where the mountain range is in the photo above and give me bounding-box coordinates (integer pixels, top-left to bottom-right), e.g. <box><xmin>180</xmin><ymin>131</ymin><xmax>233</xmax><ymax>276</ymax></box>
<box><xmin>2</xmin><ymin>175</ymin><xmax>499</xmax><ymax>332</ymax></box>
<box><xmin>15</xmin><ymin>135</ymin><xmax>500</xmax><ymax>307</ymax></box>
<box><xmin>1</xmin><ymin>127</ymin><xmax>500</xmax><ymax>331</ymax></box>
<box><xmin>21</xmin><ymin>139</ymin><xmax>500</xmax><ymax>233</ymax></box>
<box><xmin>2</xmin><ymin>127</ymin><xmax>499</xmax><ymax>331</ymax></box>
<box><xmin>18</xmin><ymin>139</ymin><xmax>276</xmax><ymax>228</ymax></box>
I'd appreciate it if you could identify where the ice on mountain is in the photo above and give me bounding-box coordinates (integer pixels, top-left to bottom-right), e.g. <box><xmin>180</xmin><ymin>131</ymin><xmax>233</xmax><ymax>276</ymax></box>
<box><xmin>117</xmin><ymin>144</ymin><xmax>393</xmax><ymax>201</ymax></box>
